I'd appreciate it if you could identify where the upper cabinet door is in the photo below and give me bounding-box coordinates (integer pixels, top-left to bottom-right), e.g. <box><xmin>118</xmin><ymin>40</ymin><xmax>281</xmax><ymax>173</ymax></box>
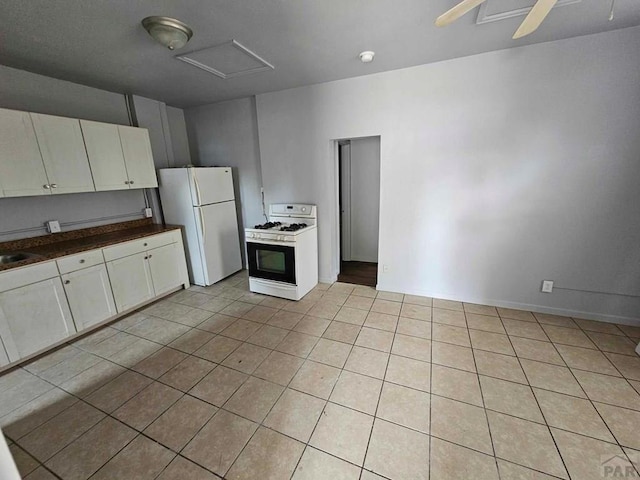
<box><xmin>80</xmin><ymin>120</ymin><xmax>130</xmax><ymax>191</ymax></box>
<box><xmin>31</xmin><ymin>113</ymin><xmax>95</xmax><ymax>195</ymax></box>
<box><xmin>0</xmin><ymin>108</ymin><xmax>50</xmax><ymax>197</ymax></box>
<box><xmin>118</xmin><ymin>126</ymin><xmax>158</xmax><ymax>189</ymax></box>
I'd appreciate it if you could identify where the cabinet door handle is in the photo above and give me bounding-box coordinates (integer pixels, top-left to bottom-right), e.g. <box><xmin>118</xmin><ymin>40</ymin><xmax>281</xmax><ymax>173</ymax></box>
<box><xmin>43</xmin><ymin>184</ymin><xmax>51</xmax><ymax>189</ymax></box>
<box><xmin>124</xmin><ymin>180</ymin><xmax>130</xmax><ymax>185</ymax></box>
<box><xmin>50</xmin><ymin>184</ymin><xmax>57</xmax><ymax>188</ymax></box>
<box><xmin>144</xmin><ymin>256</ymin><xmax>148</xmax><ymax>260</ymax></box>
<box><xmin>79</xmin><ymin>259</ymin><xmax>85</xmax><ymax>263</ymax></box>
<box><xmin>129</xmin><ymin>180</ymin><xmax>134</xmax><ymax>184</ymax></box>
<box><xmin>148</xmin><ymin>254</ymin><xmax>153</xmax><ymax>259</ymax></box>
<box><xmin>143</xmin><ymin>243</ymin><xmax>148</xmax><ymax>247</ymax></box>
<box><xmin>64</xmin><ymin>280</ymin><xmax>70</xmax><ymax>285</ymax></box>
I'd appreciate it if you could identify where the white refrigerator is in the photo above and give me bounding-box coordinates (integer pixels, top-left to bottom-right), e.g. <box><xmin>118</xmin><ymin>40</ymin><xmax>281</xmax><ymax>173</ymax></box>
<box><xmin>158</xmin><ymin>167</ymin><xmax>242</xmax><ymax>286</ymax></box>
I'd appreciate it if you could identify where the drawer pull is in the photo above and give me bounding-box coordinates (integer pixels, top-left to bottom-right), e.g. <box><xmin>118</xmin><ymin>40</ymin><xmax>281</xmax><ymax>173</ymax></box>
<box><xmin>148</xmin><ymin>254</ymin><xmax>153</xmax><ymax>259</ymax></box>
<box><xmin>64</xmin><ymin>280</ymin><xmax>70</xmax><ymax>285</ymax></box>
<box><xmin>130</xmin><ymin>180</ymin><xmax>135</xmax><ymax>184</ymax></box>
<box><xmin>143</xmin><ymin>243</ymin><xmax>148</xmax><ymax>247</ymax></box>
<box><xmin>79</xmin><ymin>259</ymin><xmax>85</xmax><ymax>263</ymax></box>
<box><xmin>51</xmin><ymin>184</ymin><xmax>58</xmax><ymax>188</ymax></box>
<box><xmin>43</xmin><ymin>184</ymin><xmax>50</xmax><ymax>189</ymax></box>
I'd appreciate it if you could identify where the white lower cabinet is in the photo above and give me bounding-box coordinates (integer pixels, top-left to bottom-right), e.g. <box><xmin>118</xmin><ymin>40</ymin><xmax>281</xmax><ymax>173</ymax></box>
<box><xmin>62</xmin><ymin>264</ymin><xmax>117</xmax><ymax>331</ymax></box>
<box><xmin>0</xmin><ymin>277</ymin><xmax>76</xmax><ymax>361</ymax></box>
<box><xmin>0</xmin><ymin>230</ymin><xmax>189</xmax><ymax>367</ymax></box>
<box><xmin>148</xmin><ymin>243</ymin><xmax>184</xmax><ymax>296</ymax></box>
<box><xmin>107</xmin><ymin>252</ymin><xmax>155</xmax><ymax>313</ymax></box>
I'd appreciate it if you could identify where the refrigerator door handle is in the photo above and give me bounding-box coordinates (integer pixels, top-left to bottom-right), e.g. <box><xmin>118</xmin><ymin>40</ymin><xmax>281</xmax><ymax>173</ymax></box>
<box><xmin>192</xmin><ymin>170</ymin><xmax>203</xmax><ymax>205</ymax></box>
<box><xmin>198</xmin><ymin>208</ymin><xmax>206</xmax><ymax>242</ymax></box>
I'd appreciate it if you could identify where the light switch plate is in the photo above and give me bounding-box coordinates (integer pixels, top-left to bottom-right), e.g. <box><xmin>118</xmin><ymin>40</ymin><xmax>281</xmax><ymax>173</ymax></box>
<box><xmin>47</xmin><ymin>220</ymin><xmax>61</xmax><ymax>233</ymax></box>
<box><xmin>144</xmin><ymin>208</ymin><xmax>153</xmax><ymax>218</ymax></box>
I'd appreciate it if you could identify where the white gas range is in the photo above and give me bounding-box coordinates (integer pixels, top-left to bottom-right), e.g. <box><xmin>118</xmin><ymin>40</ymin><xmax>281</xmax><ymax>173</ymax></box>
<box><xmin>245</xmin><ymin>204</ymin><xmax>318</xmax><ymax>300</ymax></box>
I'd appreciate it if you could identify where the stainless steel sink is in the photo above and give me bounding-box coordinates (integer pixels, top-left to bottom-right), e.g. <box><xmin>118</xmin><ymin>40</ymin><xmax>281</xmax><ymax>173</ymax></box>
<box><xmin>0</xmin><ymin>252</ymin><xmax>43</xmax><ymax>264</ymax></box>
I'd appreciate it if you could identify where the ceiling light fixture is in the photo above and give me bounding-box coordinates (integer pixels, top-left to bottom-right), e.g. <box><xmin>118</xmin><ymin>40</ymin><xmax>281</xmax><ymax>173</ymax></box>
<box><xmin>141</xmin><ymin>16</ymin><xmax>193</xmax><ymax>50</ymax></box>
<box><xmin>359</xmin><ymin>51</ymin><xmax>375</xmax><ymax>63</ymax></box>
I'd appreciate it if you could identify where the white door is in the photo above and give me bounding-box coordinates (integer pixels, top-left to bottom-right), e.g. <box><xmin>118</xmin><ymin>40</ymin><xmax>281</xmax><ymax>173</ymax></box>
<box><xmin>107</xmin><ymin>252</ymin><xmax>155</xmax><ymax>313</ymax></box>
<box><xmin>148</xmin><ymin>243</ymin><xmax>182</xmax><ymax>296</ymax></box>
<box><xmin>0</xmin><ymin>108</ymin><xmax>50</xmax><ymax>197</ymax></box>
<box><xmin>340</xmin><ymin>144</ymin><xmax>352</xmax><ymax>262</ymax></box>
<box><xmin>80</xmin><ymin>120</ymin><xmax>130</xmax><ymax>191</ymax></box>
<box><xmin>189</xmin><ymin>167</ymin><xmax>235</xmax><ymax>206</ymax></box>
<box><xmin>30</xmin><ymin>113</ymin><xmax>95</xmax><ymax>194</ymax></box>
<box><xmin>118</xmin><ymin>126</ymin><xmax>158</xmax><ymax>188</ymax></box>
<box><xmin>62</xmin><ymin>264</ymin><xmax>117</xmax><ymax>331</ymax></box>
<box><xmin>196</xmin><ymin>201</ymin><xmax>242</xmax><ymax>285</ymax></box>
<box><xmin>0</xmin><ymin>278</ymin><xmax>76</xmax><ymax>361</ymax></box>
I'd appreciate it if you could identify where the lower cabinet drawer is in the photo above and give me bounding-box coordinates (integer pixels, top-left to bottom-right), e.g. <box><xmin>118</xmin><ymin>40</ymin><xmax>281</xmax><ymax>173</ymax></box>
<box><xmin>57</xmin><ymin>249</ymin><xmax>105</xmax><ymax>275</ymax></box>
<box><xmin>0</xmin><ymin>261</ymin><xmax>59</xmax><ymax>293</ymax></box>
<box><xmin>102</xmin><ymin>231</ymin><xmax>177</xmax><ymax>262</ymax></box>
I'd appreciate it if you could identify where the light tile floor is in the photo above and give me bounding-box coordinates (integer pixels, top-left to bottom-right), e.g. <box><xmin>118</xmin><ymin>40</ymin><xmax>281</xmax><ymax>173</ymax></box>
<box><xmin>1</xmin><ymin>271</ymin><xmax>640</xmax><ymax>479</ymax></box>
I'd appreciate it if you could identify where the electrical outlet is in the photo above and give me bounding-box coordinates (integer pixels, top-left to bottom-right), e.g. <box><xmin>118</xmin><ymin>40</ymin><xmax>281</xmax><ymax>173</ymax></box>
<box><xmin>144</xmin><ymin>208</ymin><xmax>153</xmax><ymax>218</ymax></box>
<box><xmin>382</xmin><ymin>264</ymin><xmax>389</xmax><ymax>273</ymax></box>
<box><xmin>46</xmin><ymin>220</ymin><xmax>61</xmax><ymax>233</ymax></box>
<box><xmin>541</xmin><ymin>280</ymin><xmax>554</xmax><ymax>293</ymax></box>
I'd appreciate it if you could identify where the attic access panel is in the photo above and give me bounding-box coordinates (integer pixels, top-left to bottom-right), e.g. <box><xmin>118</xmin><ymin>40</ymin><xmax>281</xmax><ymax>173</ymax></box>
<box><xmin>476</xmin><ymin>0</ymin><xmax>582</xmax><ymax>24</ymax></box>
<box><xmin>176</xmin><ymin>40</ymin><xmax>274</xmax><ymax>79</ymax></box>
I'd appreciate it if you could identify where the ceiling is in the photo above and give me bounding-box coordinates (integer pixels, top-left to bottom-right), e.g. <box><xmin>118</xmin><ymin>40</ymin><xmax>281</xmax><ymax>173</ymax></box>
<box><xmin>1</xmin><ymin>0</ymin><xmax>639</xmax><ymax>108</ymax></box>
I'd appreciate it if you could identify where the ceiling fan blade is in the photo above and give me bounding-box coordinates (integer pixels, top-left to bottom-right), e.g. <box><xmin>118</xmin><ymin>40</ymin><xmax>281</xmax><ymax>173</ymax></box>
<box><xmin>512</xmin><ymin>0</ymin><xmax>558</xmax><ymax>39</ymax></box>
<box><xmin>435</xmin><ymin>0</ymin><xmax>488</xmax><ymax>27</ymax></box>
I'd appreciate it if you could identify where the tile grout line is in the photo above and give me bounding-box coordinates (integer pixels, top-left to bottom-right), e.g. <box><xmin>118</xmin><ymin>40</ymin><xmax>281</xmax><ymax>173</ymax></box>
<box><xmin>464</xmin><ymin>307</ymin><xmax>501</xmax><ymax>479</ymax></box>
<box><xmin>356</xmin><ymin>289</ymin><xmax>401</xmax><ymax>480</ymax></box>
<box><xmin>287</xmin><ymin>283</ymin><xmax>369</xmax><ymax>480</ymax></box>
<box><xmin>500</xmin><ymin>314</ymin><xmax>573</xmax><ymax>480</ymax></box>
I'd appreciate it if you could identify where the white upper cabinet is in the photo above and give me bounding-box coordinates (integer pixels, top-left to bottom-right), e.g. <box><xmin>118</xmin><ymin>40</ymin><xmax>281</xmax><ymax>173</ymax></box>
<box><xmin>0</xmin><ymin>108</ymin><xmax>50</xmax><ymax>197</ymax></box>
<box><xmin>118</xmin><ymin>125</ymin><xmax>158</xmax><ymax>188</ymax></box>
<box><xmin>0</xmin><ymin>108</ymin><xmax>158</xmax><ymax>198</ymax></box>
<box><xmin>80</xmin><ymin>120</ymin><xmax>130</xmax><ymax>191</ymax></box>
<box><xmin>30</xmin><ymin>113</ymin><xmax>95</xmax><ymax>194</ymax></box>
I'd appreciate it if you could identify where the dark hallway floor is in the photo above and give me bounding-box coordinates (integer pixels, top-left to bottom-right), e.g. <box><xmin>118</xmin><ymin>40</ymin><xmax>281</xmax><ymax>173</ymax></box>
<box><xmin>337</xmin><ymin>261</ymin><xmax>377</xmax><ymax>287</ymax></box>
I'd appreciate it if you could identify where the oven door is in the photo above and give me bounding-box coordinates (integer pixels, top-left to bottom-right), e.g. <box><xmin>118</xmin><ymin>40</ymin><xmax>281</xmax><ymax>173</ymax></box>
<box><xmin>247</xmin><ymin>241</ymin><xmax>296</xmax><ymax>285</ymax></box>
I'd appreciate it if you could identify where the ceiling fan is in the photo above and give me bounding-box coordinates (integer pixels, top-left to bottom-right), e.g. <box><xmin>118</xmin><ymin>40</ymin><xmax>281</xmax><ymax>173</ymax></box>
<box><xmin>435</xmin><ymin>0</ymin><xmax>567</xmax><ymax>39</ymax></box>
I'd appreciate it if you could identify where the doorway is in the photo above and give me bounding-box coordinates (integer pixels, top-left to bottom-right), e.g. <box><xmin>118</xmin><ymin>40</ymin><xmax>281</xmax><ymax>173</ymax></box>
<box><xmin>337</xmin><ymin>136</ymin><xmax>381</xmax><ymax>287</ymax></box>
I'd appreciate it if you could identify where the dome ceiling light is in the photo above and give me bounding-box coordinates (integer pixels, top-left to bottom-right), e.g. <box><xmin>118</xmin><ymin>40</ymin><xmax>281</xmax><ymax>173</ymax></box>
<box><xmin>359</xmin><ymin>51</ymin><xmax>375</xmax><ymax>63</ymax></box>
<box><xmin>141</xmin><ymin>16</ymin><xmax>193</xmax><ymax>50</ymax></box>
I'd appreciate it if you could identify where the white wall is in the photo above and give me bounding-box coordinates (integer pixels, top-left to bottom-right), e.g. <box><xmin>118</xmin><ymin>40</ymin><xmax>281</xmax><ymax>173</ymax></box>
<box><xmin>166</xmin><ymin>106</ymin><xmax>192</xmax><ymax>167</ymax></box>
<box><xmin>256</xmin><ymin>26</ymin><xmax>640</xmax><ymax>324</ymax></box>
<box><xmin>130</xmin><ymin>95</ymin><xmax>192</xmax><ymax>224</ymax></box>
<box><xmin>184</xmin><ymin>97</ymin><xmax>264</xmax><ymax>264</ymax></box>
<box><xmin>0</xmin><ymin>65</ymin><xmax>147</xmax><ymax>240</ymax></box>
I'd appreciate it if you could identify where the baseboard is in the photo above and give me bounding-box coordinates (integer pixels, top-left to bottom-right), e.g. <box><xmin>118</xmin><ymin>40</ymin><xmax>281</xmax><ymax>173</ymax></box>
<box><xmin>375</xmin><ymin>285</ymin><xmax>640</xmax><ymax>327</ymax></box>
<box><xmin>319</xmin><ymin>275</ymin><xmax>338</xmax><ymax>284</ymax></box>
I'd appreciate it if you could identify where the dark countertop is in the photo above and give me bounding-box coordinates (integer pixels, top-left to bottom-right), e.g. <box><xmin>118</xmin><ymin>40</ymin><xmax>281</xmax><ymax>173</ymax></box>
<box><xmin>0</xmin><ymin>220</ymin><xmax>182</xmax><ymax>272</ymax></box>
